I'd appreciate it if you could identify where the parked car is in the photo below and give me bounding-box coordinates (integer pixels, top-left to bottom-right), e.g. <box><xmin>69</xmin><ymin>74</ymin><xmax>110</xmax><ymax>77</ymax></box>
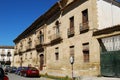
<box><xmin>0</xmin><ymin>68</ymin><xmax>9</xmax><ymax>80</ymax></box>
<box><xmin>15</xmin><ymin>67</ymin><xmax>25</xmax><ymax>75</ymax></box>
<box><xmin>8</xmin><ymin>66</ymin><xmax>17</xmax><ymax>73</ymax></box>
<box><xmin>4</xmin><ymin>65</ymin><xmax>10</xmax><ymax>73</ymax></box>
<box><xmin>20</xmin><ymin>67</ymin><xmax>39</xmax><ymax>77</ymax></box>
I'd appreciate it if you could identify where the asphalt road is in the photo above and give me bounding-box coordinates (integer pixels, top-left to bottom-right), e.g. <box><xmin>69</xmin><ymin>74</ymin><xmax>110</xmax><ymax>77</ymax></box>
<box><xmin>7</xmin><ymin>73</ymin><xmax>54</xmax><ymax>80</ymax></box>
<box><xmin>7</xmin><ymin>73</ymin><xmax>120</xmax><ymax>80</ymax></box>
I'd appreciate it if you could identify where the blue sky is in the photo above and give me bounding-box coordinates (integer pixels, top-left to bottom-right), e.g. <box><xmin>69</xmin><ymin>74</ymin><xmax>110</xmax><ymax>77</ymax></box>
<box><xmin>0</xmin><ymin>0</ymin><xmax>120</xmax><ymax>46</ymax></box>
<box><xmin>0</xmin><ymin>0</ymin><xmax>58</xmax><ymax>46</ymax></box>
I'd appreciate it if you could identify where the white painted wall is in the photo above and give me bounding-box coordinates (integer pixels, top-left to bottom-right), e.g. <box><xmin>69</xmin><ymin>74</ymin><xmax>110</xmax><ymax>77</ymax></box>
<box><xmin>102</xmin><ymin>35</ymin><xmax>120</xmax><ymax>51</ymax></box>
<box><xmin>0</xmin><ymin>49</ymin><xmax>14</xmax><ymax>62</ymax></box>
<box><xmin>97</xmin><ymin>0</ymin><xmax>120</xmax><ymax>29</ymax></box>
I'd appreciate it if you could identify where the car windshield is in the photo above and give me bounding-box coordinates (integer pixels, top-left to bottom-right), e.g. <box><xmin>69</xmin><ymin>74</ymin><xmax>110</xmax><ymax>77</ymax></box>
<box><xmin>29</xmin><ymin>67</ymin><xmax>37</xmax><ymax>70</ymax></box>
<box><xmin>13</xmin><ymin>67</ymin><xmax>17</xmax><ymax>69</ymax></box>
<box><xmin>22</xmin><ymin>67</ymin><xmax>28</xmax><ymax>70</ymax></box>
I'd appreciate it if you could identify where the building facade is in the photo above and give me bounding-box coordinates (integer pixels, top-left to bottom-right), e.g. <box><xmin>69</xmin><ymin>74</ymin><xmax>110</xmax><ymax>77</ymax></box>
<box><xmin>13</xmin><ymin>0</ymin><xmax>120</xmax><ymax>77</ymax></box>
<box><xmin>0</xmin><ymin>46</ymin><xmax>14</xmax><ymax>66</ymax></box>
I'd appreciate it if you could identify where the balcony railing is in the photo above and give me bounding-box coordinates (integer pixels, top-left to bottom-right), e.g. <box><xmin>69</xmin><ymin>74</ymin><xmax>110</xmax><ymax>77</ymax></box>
<box><xmin>14</xmin><ymin>53</ymin><xmax>18</xmax><ymax>56</ymax></box>
<box><xmin>67</xmin><ymin>27</ymin><xmax>74</xmax><ymax>38</ymax></box>
<box><xmin>80</xmin><ymin>22</ymin><xmax>89</xmax><ymax>33</ymax></box>
<box><xmin>25</xmin><ymin>44</ymin><xmax>33</xmax><ymax>52</ymax></box>
<box><xmin>50</xmin><ymin>33</ymin><xmax>63</xmax><ymax>45</ymax></box>
<box><xmin>35</xmin><ymin>41</ymin><xmax>44</xmax><ymax>52</ymax></box>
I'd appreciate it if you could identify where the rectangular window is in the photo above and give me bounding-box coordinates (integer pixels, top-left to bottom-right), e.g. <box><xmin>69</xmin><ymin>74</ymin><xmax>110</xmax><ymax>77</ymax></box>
<box><xmin>83</xmin><ymin>43</ymin><xmax>89</xmax><ymax>62</ymax></box>
<box><xmin>68</xmin><ymin>16</ymin><xmax>74</xmax><ymax>38</ymax></box>
<box><xmin>80</xmin><ymin>9</ymin><xmax>89</xmax><ymax>33</ymax></box>
<box><xmin>28</xmin><ymin>39</ymin><xmax>32</xmax><ymax>48</ymax></box>
<box><xmin>55</xmin><ymin>21</ymin><xmax>60</xmax><ymax>34</ymax></box>
<box><xmin>25</xmin><ymin>53</ymin><xmax>27</xmax><ymax>59</ymax></box>
<box><xmin>30</xmin><ymin>53</ymin><xmax>32</xmax><ymax>59</ymax></box>
<box><xmin>55</xmin><ymin>47</ymin><xmax>59</xmax><ymax>60</ymax></box>
<box><xmin>40</xmin><ymin>34</ymin><xmax>44</xmax><ymax>44</ymax></box>
<box><xmin>82</xmin><ymin>9</ymin><xmax>88</xmax><ymax>23</ymax></box>
<box><xmin>70</xmin><ymin>16</ymin><xmax>74</xmax><ymax>29</ymax></box>
<box><xmin>70</xmin><ymin>46</ymin><xmax>74</xmax><ymax>57</ymax></box>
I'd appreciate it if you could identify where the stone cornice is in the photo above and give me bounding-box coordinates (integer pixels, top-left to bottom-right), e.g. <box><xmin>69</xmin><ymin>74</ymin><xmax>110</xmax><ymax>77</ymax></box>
<box><xmin>0</xmin><ymin>46</ymin><xmax>14</xmax><ymax>49</ymax></box>
<box><xmin>93</xmin><ymin>25</ymin><xmax>120</xmax><ymax>36</ymax></box>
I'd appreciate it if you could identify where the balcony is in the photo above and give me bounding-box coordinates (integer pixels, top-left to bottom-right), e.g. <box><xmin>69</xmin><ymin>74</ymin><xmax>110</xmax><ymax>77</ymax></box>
<box><xmin>14</xmin><ymin>50</ymin><xmax>18</xmax><ymax>56</ymax></box>
<box><xmin>67</xmin><ymin>27</ymin><xmax>74</xmax><ymax>38</ymax></box>
<box><xmin>18</xmin><ymin>52</ymin><xmax>22</xmax><ymax>56</ymax></box>
<box><xmin>18</xmin><ymin>49</ymin><xmax>22</xmax><ymax>56</ymax></box>
<box><xmin>80</xmin><ymin>22</ymin><xmax>89</xmax><ymax>33</ymax></box>
<box><xmin>35</xmin><ymin>41</ymin><xmax>44</xmax><ymax>52</ymax></box>
<box><xmin>14</xmin><ymin>53</ymin><xmax>18</xmax><ymax>56</ymax></box>
<box><xmin>50</xmin><ymin>33</ymin><xmax>63</xmax><ymax>45</ymax></box>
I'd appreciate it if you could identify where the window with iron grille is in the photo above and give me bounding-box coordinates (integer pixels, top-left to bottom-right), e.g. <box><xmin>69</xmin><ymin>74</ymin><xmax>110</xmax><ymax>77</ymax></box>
<box><xmin>28</xmin><ymin>38</ymin><xmax>32</xmax><ymax>47</ymax></box>
<box><xmin>80</xmin><ymin>9</ymin><xmax>89</xmax><ymax>33</ymax></box>
<box><xmin>55</xmin><ymin>21</ymin><xmax>60</xmax><ymax>34</ymax></box>
<box><xmin>55</xmin><ymin>47</ymin><xmax>59</xmax><ymax>60</ymax></box>
<box><xmin>70</xmin><ymin>46</ymin><xmax>74</xmax><ymax>57</ymax></box>
<box><xmin>82</xmin><ymin>9</ymin><xmax>88</xmax><ymax>23</ymax></box>
<box><xmin>83</xmin><ymin>43</ymin><xmax>89</xmax><ymax>62</ymax></box>
<box><xmin>70</xmin><ymin>17</ymin><xmax>74</xmax><ymax>29</ymax></box>
<box><xmin>39</xmin><ymin>31</ymin><xmax>44</xmax><ymax>44</ymax></box>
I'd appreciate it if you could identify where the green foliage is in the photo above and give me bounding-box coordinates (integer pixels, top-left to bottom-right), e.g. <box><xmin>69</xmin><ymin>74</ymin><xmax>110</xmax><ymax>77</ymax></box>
<box><xmin>40</xmin><ymin>73</ymin><xmax>71</xmax><ymax>80</ymax></box>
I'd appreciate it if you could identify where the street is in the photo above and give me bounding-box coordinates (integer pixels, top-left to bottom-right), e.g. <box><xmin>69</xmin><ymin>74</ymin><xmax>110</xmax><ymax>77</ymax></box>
<box><xmin>7</xmin><ymin>73</ymin><xmax>54</xmax><ymax>80</ymax></box>
<box><xmin>7</xmin><ymin>73</ymin><xmax>120</xmax><ymax>80</ymax></box>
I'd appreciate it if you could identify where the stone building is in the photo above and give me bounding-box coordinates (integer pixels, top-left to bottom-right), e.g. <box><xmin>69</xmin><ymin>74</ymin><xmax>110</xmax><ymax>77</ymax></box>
<box><xmin>0</xmin><ymin>46</ymin><xmax>14</xmax><ymax>66</ymax></box>
<box><xmin>13</xmin><ymin>0</ymin><xmax>120</xmax><ymax>77</ymax></box>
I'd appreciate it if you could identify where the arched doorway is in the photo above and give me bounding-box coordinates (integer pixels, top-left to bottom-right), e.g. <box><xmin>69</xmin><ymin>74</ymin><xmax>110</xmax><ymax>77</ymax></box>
<box><xmin>39</xmin><ymin>54</ymin><xmax>44</xmax><ymax>70</ymax></box>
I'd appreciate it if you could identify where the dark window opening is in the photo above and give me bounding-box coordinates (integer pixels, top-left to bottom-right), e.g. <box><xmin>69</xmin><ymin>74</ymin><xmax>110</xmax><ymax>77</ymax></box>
<box><xmin>28</xmin><ymin>38</ymin><xmax>32</xmax><ymax>47</ymax></box>
<box><xmin>80</xmin><ymin>9</ymin><xmax>89</xmax><ymax>33</ymax></box>
<box><xmin>83</xmin><ymin>43</ymin><xmax>89</xmax><ymax>62</ymax></box>
<box><xmin>70</xmin><ymin>16</ymin><xmax>74</xmax><ymax>29</ymax></box>
<box><xmin>39</xmin><ymin>31</ymin><xmax>44</xmax><ymax>44</ymax></box>
<box><xmin>55</xmin><ymin>21</ymin><xmax>60</xmax><ymax>34</ymax></box>
<box><xmin>55</xmin><ymin>53</ymin><xmax>59</xmax><ymax>60</ymax></box>
<box><xmin>70</xmin><ymin>46</ymin><xmax>74</xmax><ymax>57</ymax></box>
<box><xmin>83</xmin><ymin>51</ymin><xmax>89</xmax><ymax>62</ymax></box>
<box><xmin>82</xmin><ymin>9</ymin><xmax>88</xmax><ymax>23</ymax></box>
<box><xmin>55</xmin><ymin>47</ymin><xmax>59</xmax><ymax>60</ymax></box>
<box><xmin>68</xmin><ymin>16</ymin><xmax>74</xmax><ymax>38</ymax></box>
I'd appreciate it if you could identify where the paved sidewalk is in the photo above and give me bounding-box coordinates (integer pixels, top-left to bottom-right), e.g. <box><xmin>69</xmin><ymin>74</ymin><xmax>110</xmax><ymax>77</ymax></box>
<box><xmin>78</xmin><ymin>76</ymin><xmax>120</xmax><ymax>80</ymax></box>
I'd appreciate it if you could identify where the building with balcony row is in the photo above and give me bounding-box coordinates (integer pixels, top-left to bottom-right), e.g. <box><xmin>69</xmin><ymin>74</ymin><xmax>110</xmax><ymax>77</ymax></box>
<box><xmin>13</xmin><ymin>0</ymin><xmax>120</xmax><ymax>77</ymax></box>
<box><xmin>0</xmin><ymin>46</ymin><xmax>14</xmax><ymax>66</ymax></box>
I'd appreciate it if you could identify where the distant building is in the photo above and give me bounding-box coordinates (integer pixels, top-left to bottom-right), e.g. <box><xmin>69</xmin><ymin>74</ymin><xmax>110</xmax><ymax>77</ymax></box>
<box><xmin>13</xmin><ymin>0</ymin><xmax>120</xmax><ymax>77</ymax></box>
<box><xmin>0</xmin><ymin>46</ymin><xmax>14</xmax><ymax>66</ymax></box>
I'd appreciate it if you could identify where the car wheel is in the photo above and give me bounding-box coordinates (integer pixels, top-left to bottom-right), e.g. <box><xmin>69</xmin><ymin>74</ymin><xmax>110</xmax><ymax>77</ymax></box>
<box><xmin>18</xmin><ymin>71</ymin><xmax>20</xmax><ymax>75</ymax></box>
<box><xmin>20</xmin><ymin>73</ymin><xmax>22</xmax><ymax>76</ymax></box>
<box><xmin>24</xmin><ymin>73</ymin><xmax>27</xmax><ymax>77</ymax></box>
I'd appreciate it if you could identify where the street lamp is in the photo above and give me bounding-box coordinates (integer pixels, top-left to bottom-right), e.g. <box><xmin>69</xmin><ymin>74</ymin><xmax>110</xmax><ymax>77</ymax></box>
<box><xmin>70</xmin><ymin>56</ymin><xmax>74</xmax><ymax>80</ymax></box>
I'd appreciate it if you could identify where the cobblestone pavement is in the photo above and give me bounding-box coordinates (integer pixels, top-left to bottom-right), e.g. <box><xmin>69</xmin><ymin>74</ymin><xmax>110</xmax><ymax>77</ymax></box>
<box><xmin>7</xmin><ymin>73</ymin><xmax>54</xmax><ymax>80</ymax></box>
